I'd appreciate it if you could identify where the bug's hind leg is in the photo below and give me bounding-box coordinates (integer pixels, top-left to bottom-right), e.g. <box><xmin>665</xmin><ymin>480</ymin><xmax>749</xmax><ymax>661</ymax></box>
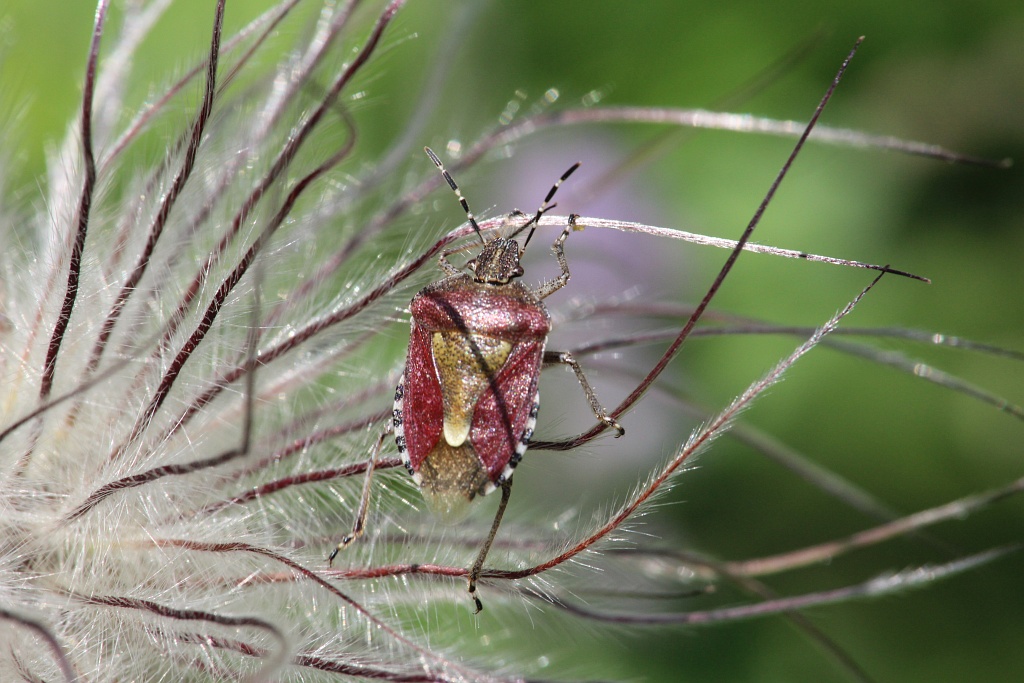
<box><xmin>329</xmin><ymin>426</ymin><xmax>390</xmax><ymax>565</ymax></box>
<box><xmin>467</xmin><ymin>479</ymin><xmax>513</xmax><ymax>613</ymax></box>
<box><xmin>544</xmin><ymin>349</ymin><xmax>624</xmax><ymax>437</ymax></box>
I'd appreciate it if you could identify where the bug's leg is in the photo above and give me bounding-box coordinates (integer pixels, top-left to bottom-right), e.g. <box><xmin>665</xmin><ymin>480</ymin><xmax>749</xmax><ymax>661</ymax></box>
<box><xmin>544</xmin><ymin>349</ymin><xmax>625</xmax><ymax>436</ymax></box>
<box><xmin>437</xmin><ymin>245</ymin><xmax>464</xmax><ymax>276</ymax></box>
<box><xmin>533</xmin><ymin>213</ymin><xmax>582</xmax><ymax>300</ymax></box>
<box><xmin>467</xmin><ymin>479</ymin><xmax>513</xmax><ymax>613</ymax></box>
<box><xmin>328</xmin><ymin>426</ymin><xmax>390</xmax><ymax>565</ymax></box>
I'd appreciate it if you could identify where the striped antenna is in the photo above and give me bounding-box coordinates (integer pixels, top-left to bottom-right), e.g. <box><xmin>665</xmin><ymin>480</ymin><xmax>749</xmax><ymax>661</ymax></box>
<box><xmin>518</xmin><ymin>161</ymin><xmax>581</xmax><ymax>250</ymax></box>
<box><xmin>424</xmin><ymin>147</ymin><xmax>485</xmax><ymax>245</ymax></box>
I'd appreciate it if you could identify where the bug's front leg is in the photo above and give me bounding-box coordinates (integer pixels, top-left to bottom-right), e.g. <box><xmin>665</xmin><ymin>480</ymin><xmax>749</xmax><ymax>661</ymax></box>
<box><xmin>467</xmin><ymin>479</ymin><xmax>514</xmax><ymax>614</ymax></box>
<box><xmin>437</xmin><ymin>246</ymin><xmax>464</xmax><ymax>277</ymax></box>
<box><xmin>532</xmin><ymin>213</ymin><xmax>583</xmax><ymax>300</ymax></box>
<box><xmin>544</xmin><ymin>349</ymin><xmax>625</xmax><ymax>437</ymax></box>
<box><xmin>328</xmin><ymin>425</ymin><xmax>390</xmax><ymax>565</ymax></box>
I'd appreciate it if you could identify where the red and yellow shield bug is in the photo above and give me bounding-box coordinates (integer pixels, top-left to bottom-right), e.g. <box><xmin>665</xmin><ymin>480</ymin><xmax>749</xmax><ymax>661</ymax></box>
<box><xmin>332</xmin><ymin>148</ymin><xmax>623</xmax><ymax>611</ymax></box>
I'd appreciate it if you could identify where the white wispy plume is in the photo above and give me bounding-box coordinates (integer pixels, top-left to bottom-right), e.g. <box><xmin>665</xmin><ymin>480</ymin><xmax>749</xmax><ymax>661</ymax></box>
<box><xmin>1</xmin><ymin>1</ymin><xmax>1019</xmax><ymax>682</ymax></box>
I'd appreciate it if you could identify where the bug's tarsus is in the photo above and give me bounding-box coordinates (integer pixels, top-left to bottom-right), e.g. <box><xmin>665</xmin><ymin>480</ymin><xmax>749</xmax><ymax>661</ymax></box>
<box><xmin>506</xmin><ymin>208</ymin><xmax>529</xmax><ymax>225</ymax></box>
<box><xmin>424</xmin><ymin>146</ymin><xmax>485</xmax><ymax>246</ymax></box>
<box><xmin>329</xmin><ymin>426</ymin><xmax>391</xmax><ymax>566</ymax></box>
<box><xmin>468</xmin><ymin>479</ymin><xmax>514</xmax><ymax>613</ymax></box>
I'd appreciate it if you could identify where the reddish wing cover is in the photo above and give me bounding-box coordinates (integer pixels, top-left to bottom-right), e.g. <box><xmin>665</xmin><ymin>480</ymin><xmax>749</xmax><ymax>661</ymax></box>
<box><xmin>471</xmin><ymin>340</ymin><xmax>544</xmax><ymax>479</ymax></box>
<box><xmin>401</xmin><ymin>321</ymin><xmax>443</xmax><ymax>472</ymax></box>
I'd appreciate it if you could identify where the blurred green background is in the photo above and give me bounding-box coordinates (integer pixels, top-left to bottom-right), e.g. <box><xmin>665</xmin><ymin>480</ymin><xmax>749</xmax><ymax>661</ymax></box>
<box><xmin>3</xmin><ymin>1</ymin><xmax>1022</xmax><ymax>681</ymax></box>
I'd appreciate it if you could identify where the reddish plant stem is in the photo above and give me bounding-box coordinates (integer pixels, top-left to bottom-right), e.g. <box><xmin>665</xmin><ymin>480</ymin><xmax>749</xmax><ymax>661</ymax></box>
<box><xmin>109</xmin><ymin>0</ymin><xmax>406</xmax><ymax>462</ymax></box>
<box><xmin>82</xmin><ymin>0</ymin><xmax>225</xmax><ymax>386</ymax></box>
<box><xmin>37</xmin><ymin>0</ymin><xmax>109</xmax><ymax>402</ymax></box>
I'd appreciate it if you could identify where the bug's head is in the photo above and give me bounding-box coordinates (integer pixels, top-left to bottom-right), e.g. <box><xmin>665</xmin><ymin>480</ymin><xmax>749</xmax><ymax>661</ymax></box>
<box><xmin>422</xmin><ymin>146</ymin><xmax>579</xmax><ymax>286</ymax></box>
<box><xmin>467</xmin><ymin>237</ymin><xmax>524</xmax><ymax>285</ymax></box>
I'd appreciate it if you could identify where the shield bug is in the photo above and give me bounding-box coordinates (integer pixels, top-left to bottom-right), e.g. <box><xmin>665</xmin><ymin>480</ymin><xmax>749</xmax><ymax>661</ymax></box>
<box><xmin>332</xmin><ymin>147</ymin><xmax>623</xmax><ymax>612</ymax></box>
